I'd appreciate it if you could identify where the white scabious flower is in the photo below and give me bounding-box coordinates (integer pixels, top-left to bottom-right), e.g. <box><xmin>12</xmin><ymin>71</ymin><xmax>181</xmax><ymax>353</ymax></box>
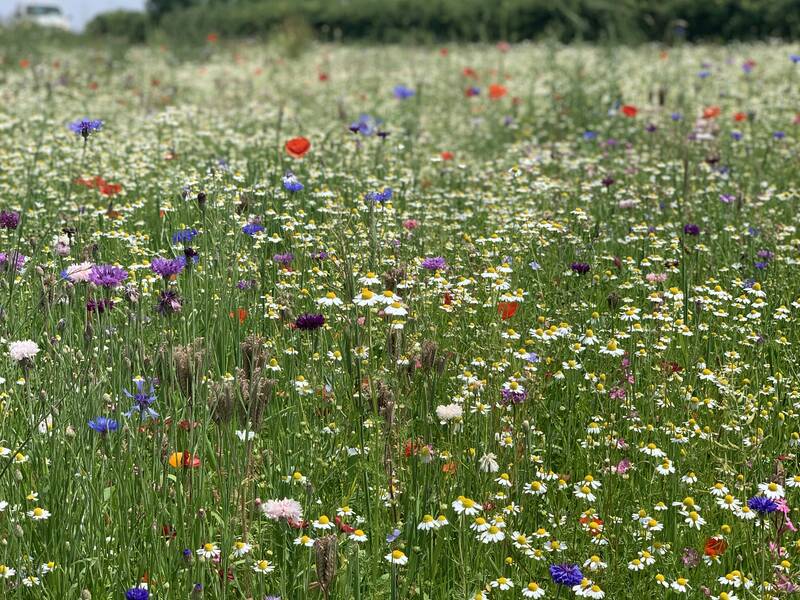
<box><xmin>9</xmin><ymin>340</ymin><xmax>39</xmax><ymax>362</ymax></box>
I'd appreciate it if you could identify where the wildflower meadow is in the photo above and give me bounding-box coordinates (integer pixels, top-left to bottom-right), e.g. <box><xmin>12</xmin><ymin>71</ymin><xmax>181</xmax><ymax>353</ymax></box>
<box><xmin>2</xmin><ymin>39</ymin><xmax>800</xmax><ymax>600</ymax></box>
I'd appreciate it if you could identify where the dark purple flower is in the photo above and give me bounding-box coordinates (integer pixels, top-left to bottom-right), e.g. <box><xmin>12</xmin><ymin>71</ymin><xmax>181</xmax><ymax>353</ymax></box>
<box><xmin>295</xmin><ymin>313</ymin><xmax>325</xmax><ymax>331</ymax></box>
<box><xmin>87</xmin><ymin>298</ymin><xmax>114</xmax><ymax>314</ymax></box>
<box><xmin>0</xmin><ymin>211</ymin><xmax>20</xmax><ymax>229</ymax></box>
<box><xmin>549</xmin><ymin>563</ymin><xmax>584</xmax><ymax>586</ymax></box>
<box><xmin>601</xmin><ymin>176</ymin><xmax>615</xmax><ymax>187</ymax></box>
<box><xmin>683</xmin><ymin>223</ymin><xmax>700</xmax><ymax>236</ymax></box>
<box><xmin>151</xmin><ymin>256</ymin><xmax>186</xmax><ymax>278</ymax></box>
<box><xmin>421</xmin><ymin>256</ymin><xmax>447</xmax><ymax>271</ymax></box>
<box><xmin>748</xmin><ymin>496</ymin><xmax>778</xmax><ymax>514</ymax></box>
<box><xmin>69</xmin><ymin>118</ymin><xmax>103</xmax><ymax>139</ymax></box>
<box><xmin>89</xmin><ymin>265</ymin><xmax>128</xmax><ymax>288</ymax></box>
<box><xmin>570</xmin><ymin>262</ymin><xmax>590</xmax><ymax>274</ymax></box>
<box><xmin>156</xmin><ymin>289</ymin><xmax>182</xmax><ymax>315</ymax></box>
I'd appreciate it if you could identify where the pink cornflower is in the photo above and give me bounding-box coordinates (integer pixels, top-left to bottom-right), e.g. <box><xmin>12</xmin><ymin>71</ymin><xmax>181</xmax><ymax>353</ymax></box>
<box><xmin>261</xmin><ymin>498</ymin><xmax>303</xmax><ymax>523</ymax></box>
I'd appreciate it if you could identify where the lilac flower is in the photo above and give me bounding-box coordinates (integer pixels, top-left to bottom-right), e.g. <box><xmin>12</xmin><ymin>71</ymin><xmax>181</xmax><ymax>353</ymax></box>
<box><xmin>88</xmin><ymin>265</ymin><xmax>128</xmax><ymax>288</ymax></box>
<box><xmin>549</xmin><ymin>563</ymin><xmax>583</xmax><ymax>586</ymax></box>
<box><xmin>295</xmin><ymin>313</ymin><xmax>325</xmax><ymax>331</ymax></box>
<box><xmin>774</xmin><ymin>131</ymin><xmax>786</xmax><ymax>140</ymax></box>
<box><xmin>150</xmin><ymin>256</ymin><xmax>186</xmax><ymax>278</ymax></box>
<box><xmin>68</xmin><ymin>118</ymin><xmax>103</xmax><ymax>139</ymax></box>
<box><xmin>500</xmin><ymin>388</ymin><xmax>527</xmax><ymax>404</ymax></box>
<box><xmin>719</xmin><ymin>194</ymin><xmax>736</xmax><ymax>203</ymax></box>
<box><xmin>421</xmin><ymin>256</ymin><xmax>447</xmax><ymax>271</ymax></box>
<box><xmin>671</xmin><ymin>112</ymin><xmax>683</xmax><ymax>121</ymax></box>
<box><xmin>0</xmin><ymin>251</ymin><xmax>27</xmax><ymax>272</ymax></box>
<box><xmin>529</xmin><ymin>260</ymin><xmax>541</xmax><ymax>271</ymax></box>
<box><xmin>0</xmin><ymin>211</ymin><xmax>20</xmax><ymax>229</ymax></box>
<box><xmin>386</xmin><ymin>528</ymin><xmax>401</xmax><ymax>543</ymax></box>
<box><xmin>237</xmin><ymin>279</ymin><xmax>256</xmax><ymax>290</ymax></box>
<box><xmin>731</xmin><ymin>131</ymin><xmax>743</xmax><ymax>141</ymax></box>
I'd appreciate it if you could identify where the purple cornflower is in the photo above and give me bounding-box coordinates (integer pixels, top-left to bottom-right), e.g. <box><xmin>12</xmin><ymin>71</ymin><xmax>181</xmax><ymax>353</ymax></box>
<box><xmin>294</xmin><ymin>313</ymin><xmax>325</xmax><ymax>331</ymax></box>
<box><xmin>125</xmin><ymin>588</ymin><xmax>149</xmax><ymax>600</ymax></box>
<box><xmin>242</xmin><ymin>222</ymin><xmax>265</xmax><ymax>236</ymax></box>
<box><xmin>774</xmin><ymin>131</ymin><xmax>786</xmax><ymax>140</ymax></box>
<box><xmin>386</xmin><ymin>528</ymin><xmax>401</xmax><ymax>543</ymax></box>
<box><xmin>755</xmin><ymin>261</ymin><xmax>768</xmax><ymax>270</ymax></box>
<box><xmin>601</xmin><ymin>176</ymin><xmax>615</xmax><ymax>187</ymax></box>
<box><xmin>273</xmin><ymin>253</ymin><xmax>294</xmax><ymax>267</ymax></box>
<box><xmin>69</xmin><ymin>118</ymin><xmax>103</xmax><ymax>139</ymax></box>
<box><xmin>282</xmin><ymin>172</ymin><xmax>304</xmax><ymax>193</ymax></box>
<box><xmin>748</xmin><ymin>496</ymin><xmax>778</xmax><ymax>514</ymax></box>
<box><xmin>500</xmin><ymin>388</ymin><xmax>527</xmax><ymax>404</ymax></box>
<box><xmin>731</xmin><ymin>131</ymin><xmax>743</xmax><ymax>141</ymax></box>
<box><xmin>88</xmin><ymin>265</ymin><xmax>128</xmax><ymax>288</ymax></box>
<box><xmin>393</xmin><ymin>85</ymin><xmax>415</xmax><ymax>99</ymax></box>
<box><xmin>549</xmin><ymin>563</ymin><xmax>584</xmax><ymax>586</ymax></box>
<box><xmin>671</xmin><ymin>112</ymin><xmax>683</xmax><ymax>121</ymax></box>
<box><xmin>719</xmin><ymin>194</ymin><xmax>736</xmax><ymax>203</ymax></box>
<box><xmin>570</xmin><ymin>262</ymin><xmax>590</xmax><ymax>274</ymax></box>
<box><xmin>156</xmin><ymin>290</ymin><xmax>182</xmax><ymax>315</ymax></box>
<box><xmin>683</xmin><ymin>223</ymin><xmax>700</xmax><ymax>236</ymax></box>
<box><xmin>365</xmin><ymin>187</ymin><xmax>393</xmax><ymax>203</ymax></box>
<box><xmin>123</xmin><ymin>378</ymin><xmax>158</xmax><ymax>420</ymax></box>
<box><xmin>88</xmin><ymin>416</ymin><xmax>119</xmax><ymax>434</ymax></box>
<box><xmin>756</xmin><ymin>249</ymin><xmax>773</xmax><ymax>260</ymax></box>
<box><xmin>0</xmin><ymin>211</ymin><xmax>20</xmax><ymax>229</ymax></box>
<box><xmin>421</xmin><ymin>256</ymin><xmax>447</xmax><ymax>271</ymax></box>
<box><xmin>237</xmin><ymin>279</ymin><xmax>256</xmax><ymax>290</ymax></box>
<box><xmin>151</xmin><ymin>256</ymin><xmax>186</xmax><ymax>279</ymax></box>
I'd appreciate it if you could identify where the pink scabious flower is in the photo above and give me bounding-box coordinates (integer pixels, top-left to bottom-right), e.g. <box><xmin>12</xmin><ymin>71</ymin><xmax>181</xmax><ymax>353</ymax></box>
<box><xmin>261</xmin><ymin>498</ymin><xmax>303</xmax><ymax>523</ymax></box>
<box><xmin>646</xmin><ymin>272</ymin><xmax>667</xmax><ymax>283</ymax></box>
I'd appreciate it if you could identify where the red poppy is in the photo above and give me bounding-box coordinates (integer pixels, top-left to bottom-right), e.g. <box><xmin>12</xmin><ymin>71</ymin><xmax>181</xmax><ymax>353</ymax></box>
<box><xmin>462</xmin><ymin>67</ymin><xmax>478</xmax><ymax>79</ymax></box>
<box><xmin>488</xmin><ymin>84</ymin><xmax>507</xmax><ymax>99</ymax></box>
<box><xmin>496</xmin><ymin>41</ymin><xmax>510</xmax><ymax>53</ymax></box>
<box><xmin>168</xmin><ymin>451</ymin><xmax>201</xmax><ymax>468</ymax></box>
<box><xmin>733</xmin><ymin>111</ymin><xmax>747</xmax><ymax>122</ymax></box>
<box><xmin>440</xmin><ymin>151</ymin><xmax>454</xmax><ymax>161</ymax></box>
<box><xmin>229</xmin><ymin>308</ymin><xmax>247</xmax><ymax>324</ymax></box>
<box><xmin>19</xmin><ymin>59</ymin><xmax>30</xmax><ymax>69</ymax></box>
<box><xmin>206</xmin><ymin>33</ymin><xmax>219</xmax><ymax>43</ymax></box>
<box><xmin>335</xmin><ymin>516</ymin><xmax>355</xmax><ymax>533</ymax></box>
<box><xmin>439</xmin><ymin>48</ymin><xmax>449</xmax><ymax>57</ymax></box>
<box><xmin>285</xmin><ymin>136</ymin><xmax>311</xmax><ymax>158</ymax></box>
<box><xmin>161</xmin><ymin>524</ymin><xmax>177</xmax><ymax>540</ymax></box>
<box><xmin>703</xmin><ymin>105</ymin><xmax>721</xmax><ymax>119</ymax></box>
<box><xmin>318</xmin><ymin>72</ymin><xmax>329</xmax><ymax>82</ymax></box>
<box><xmin>443</xmin><ymin>292</ymin><xmax>453</xmax><ymax>306</ymax></box>
<box><xmin>704</xmin><ymin>537</ymin><xmax>727</xmax><ymax>557</ymax></box>
<box><xmin>497</xmin><ymin>301</ymin><xmax>519</xmax><ymax>320</ymax></box>
<box><xmin>621</xmin><ymin>105</ymin><xmax>638</xmax><ymax>117</ymax></box>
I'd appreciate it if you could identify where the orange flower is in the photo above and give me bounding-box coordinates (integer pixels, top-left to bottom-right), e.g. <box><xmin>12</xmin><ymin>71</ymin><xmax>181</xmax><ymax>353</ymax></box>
<box><xmin>621</xmin><ymin>105</ymin><xmax>638</xmax><ymax>117</ymax></box>
<box><xmin>229</xmin><ymin>308</ymin><xmax>247</xmax><ymax>324</ymax></box>
<box><xmin>703</xmin><ymin>105</ymin><xmax>721</xmax><ymax>119</ymax></box>
<box><xmin>497</xmin><ymin>301</ymin><xmax>519</xmax><ymax>320</ymax></box>
<box><xmin>488</xmin><ymin>84</ymin><xmax>507</xmax><ymax>99</ymax></box>
<box><xmin>168</xmin><ymin>451</ymin><xmax>201</xmax><ymax>468</ymax></box>
<box><xmin>206</xmin><ymin>33</ymin><xmax>219</xmax><ymax>43</ymax></box>
<box><xmin>442</xmin><ymin>461</ymin><xmax>458</xmax><ymax>475</ymax></box>
<box><xmin>19</xmin><ymin>59</ymin><xmax>30</xmax><ymax>69</ymax></box>
<box><xmin>285</xmin><ymin>136</ymin><xmax>311</xmax><ymax>158</ymax></box>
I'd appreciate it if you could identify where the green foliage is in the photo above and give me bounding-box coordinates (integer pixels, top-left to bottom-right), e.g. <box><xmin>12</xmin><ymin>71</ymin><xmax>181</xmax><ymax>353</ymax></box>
<box><xmin>85</xmin><ymin>10</ymin><xmax>150</xmax><ymax>44</ymax></box>
<box><xmin>140</xmin><ymin>0</ymin><xmax>800</xmax><ymax>44</ymax></box>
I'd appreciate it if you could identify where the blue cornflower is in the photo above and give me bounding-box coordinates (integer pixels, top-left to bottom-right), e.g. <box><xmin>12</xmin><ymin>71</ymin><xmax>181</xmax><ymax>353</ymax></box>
<box><xmin>524</xmin><ymin>351</ymin><xmax>540</xmax><ymax>363</ymax></box>
<box><xmin>123</xmin><ymin>378</ymin><xmax>158</xmax><ymax>420</ymax></box>
<box><xmin>386</xmin><ymin>528</ymin><xmax>401</xmax><ymax>543</ymax></box>
<box><xmin>125</xmin><ymin>588</ymin><xmax>149</xmax><ymax>600</ymax></box>
<box><xmin>365</xmin><ymin>187</ymin><xmax>393</xmax><ymax>203</ymax></box>
<box><xmin>69</xmin><ymin>118</ymin><xmax>103</xmax><ymax>139</ymax></box>
<box><xmin>698</xmin><ymin>70</ymin><xmax>711</xmax><ymax>79</ymax></box>
<box><xmin>773</xmin><ymin>131</ymin><xmax>786</xmax><ymax>140</ymax></box>
<box><xmin>582</xmin><ymin>130</ymin><xmax>597</xmax><ymax>140</ymax></box>
<box><xmin>747</xmin><ymin>496</ymin><xmax>778</xmax><ymax>514</ymax></box>
<box><xmin>242</xmin><ymin>222</ymin><xmax>265</xmax><ymax>236</ymax></box>
<box><xmin>529</xmin><ymin>260</ymin><xmax>541</xmax><ymax>271</ymax></box>
<box><xmin>550</xmin><ymin>563</ymin><xmax>584</xmax><ymax>586</ymax></box>
<box><xmin>282</xmin><ymin>172</ymin><xmax>304</xmax><ymax>193</ymax></box>
<box><xmin>731</xmin><ymin>130</ymin><xmax>743</xmax><ymax>141</ymax></box>
<box><xmin>671</xmin><ymin>112</ymin><xmax>683</xmax><ymax>121</ymax></box>
<box><xmin>172</xmin><ymin>228</ymin><xmax>199</xmax><ymax>244</ymax></box>
<box><xmin>393</xmin><ymin>85</ymin><xmax>415</xmax><ymax>99</ymax></box>
<box><xmin>88</xmin><ymin>416</ymin><xmax>119</xmax><ymax>434</ymax></box>
<box><xmin>791</xmin><ymin>54</ymin><xmax>800</xmax><ymax>64</ymax></box>
<box><xmin>349</xmin><ymin>114</ymin><xmax>381</xmax><ymax>136</ymax></box>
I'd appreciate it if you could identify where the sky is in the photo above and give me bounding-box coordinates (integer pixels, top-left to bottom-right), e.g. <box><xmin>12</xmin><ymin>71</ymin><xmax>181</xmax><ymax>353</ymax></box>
<box><xmin>1</xmin><ymin>0</ymin><xmax>146</xmax><ymax>31</ymax></box>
